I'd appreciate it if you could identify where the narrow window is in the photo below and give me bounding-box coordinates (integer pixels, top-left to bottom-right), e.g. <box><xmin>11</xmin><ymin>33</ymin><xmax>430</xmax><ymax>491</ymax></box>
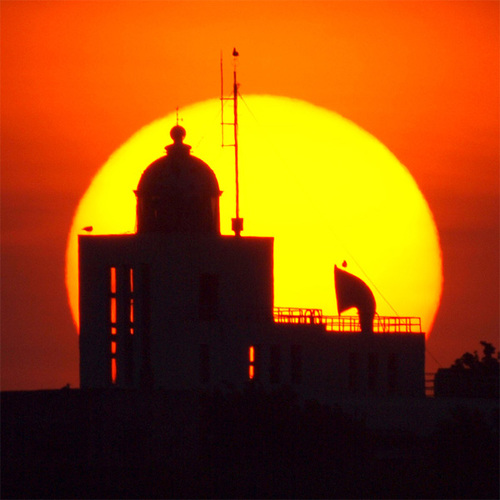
<box><xmin>249</xmin><ymin>346</ymin><xmax>255</xmax><ymax>379</ymax></box>
<box><xmin>368</xmin><ymin>353</ymin><xmax>379</xmax><ymax>391</ymax></box>
<box><xmin>110</xmin><ymin>340</ymin><xmax>117</xmax><ymax>384</ymax></box>
<box><xmin>111</xmin><ymin>358</ymin><xmax>117</xmax><ymax>384</ymax></box>
<box><xmin>110</xmin><ymin>326</ymin><xmax>117</xmax><ymax>385</ymax></box>
<box><xmin>110</xmin><ymin>297</ymin><xmax>117</xmax><ymax>324</ymax></box>
<box><xmin>124</xmin><ymin>266</ymin><xmax>135</xmax><ymax>385</ymax></box>
<box><xmin>129</xmin><ymin>267</ymin><xmax>134</xmax><ymax>293</ymax></box>
<box><xmin>129</xmin><ymin>298</ymin><xmax>134</xmax><ymax>325</ymax></box>
<box><xmin>348</xmin><ymin>352</ymin><xmax>359</xmax><ymax>392</ymax></box>
<box><xmin>110</xmin><ymin>267</ymin><xmax>117</xmax><ymax>294</ymax></box>
<box><xmin>270</xmin><ymin>345</ymin><xmax>281</xmax><ymax>384</ymax></box>
<box><xmin>291</xmin><ymin>345</ymin><xmax>303</xmax><ymax>384</ymax></box>
<box><xmin>200</xmin><ymin>344</ymin><xmax>210</xmax><ymax>384</ymax></box>
<box><xmin>199</xmin><ymin>274</ymin><xmax>219</xmax><ymax>320</ymax></box>
<box><xmin>109</xmin><ymin>267</ymin><xmax>117</xmax><ymax>385</ymax></box>
<box><xmin>249</xmin><ymin>345</ymin><xmax>259</xmax><ymax>380</ymax></box>
<box><xmin>387</xmin><ymin>353</ymin><xmax>397</xmax><ymax>394</ymax></box>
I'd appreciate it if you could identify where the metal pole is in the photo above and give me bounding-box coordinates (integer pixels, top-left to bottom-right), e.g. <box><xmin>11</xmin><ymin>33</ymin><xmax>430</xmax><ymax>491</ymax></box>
<box><xmin>234</xmin><ymin>66</ymin><xmax>239</xmax><ymax>228</ymax></box>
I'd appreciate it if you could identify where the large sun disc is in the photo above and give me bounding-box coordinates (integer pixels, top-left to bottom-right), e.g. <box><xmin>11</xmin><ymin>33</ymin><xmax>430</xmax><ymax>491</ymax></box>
<box><xmin>66</xmin><ymin>95</ymin><xmax>442</xmax><ymax>335</ymax></box>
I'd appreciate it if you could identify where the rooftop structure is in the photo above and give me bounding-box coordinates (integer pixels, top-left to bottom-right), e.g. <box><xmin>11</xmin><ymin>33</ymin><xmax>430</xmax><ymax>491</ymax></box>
<box><xmin>135</xmin><ymin>125</ymin><xmax>221</xmax><ymax>234</ymax></box>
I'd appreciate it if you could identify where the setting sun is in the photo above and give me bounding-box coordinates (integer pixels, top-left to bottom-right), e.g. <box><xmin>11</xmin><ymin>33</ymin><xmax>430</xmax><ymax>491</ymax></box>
<box><xmin>66</xmin><ymin>95</ymin><xmax>442</xmax><ymax>334</ymax></box>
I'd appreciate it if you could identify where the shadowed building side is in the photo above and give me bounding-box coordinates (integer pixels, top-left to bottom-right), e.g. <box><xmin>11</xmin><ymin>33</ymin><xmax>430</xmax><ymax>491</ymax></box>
<box><xmin>79</xmin><ymin>233</ymin><xmax>274</xmax><ymax>389</ymax></box>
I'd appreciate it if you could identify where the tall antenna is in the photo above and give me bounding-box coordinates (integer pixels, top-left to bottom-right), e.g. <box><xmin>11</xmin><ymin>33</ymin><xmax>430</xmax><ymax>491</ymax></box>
<box><xmin>221</xmin><ymin>48</ymin><xmax>243</xmax><ymax>236</ymax></box>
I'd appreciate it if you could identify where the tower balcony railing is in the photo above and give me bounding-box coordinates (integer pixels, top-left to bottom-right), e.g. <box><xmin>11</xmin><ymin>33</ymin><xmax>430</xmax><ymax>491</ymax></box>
<box><xmin>273</xmin><ymin>307</ymin><xmax>422</xmax><ymax>334</ymax></box>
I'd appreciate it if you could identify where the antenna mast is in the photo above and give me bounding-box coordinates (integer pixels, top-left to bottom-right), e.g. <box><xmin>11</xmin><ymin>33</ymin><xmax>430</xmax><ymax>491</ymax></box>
<box><xmin>221</xmin><ymin>48</ymin><xmax>243</xmax><ymax>237</ymax></box>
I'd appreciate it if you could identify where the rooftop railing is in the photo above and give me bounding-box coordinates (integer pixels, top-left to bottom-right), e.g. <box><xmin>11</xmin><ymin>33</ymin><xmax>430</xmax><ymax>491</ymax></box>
<box><xmin>273</xmin><ymin>307</ymin><xmax>422</xmax><ymax>334</ymax></box>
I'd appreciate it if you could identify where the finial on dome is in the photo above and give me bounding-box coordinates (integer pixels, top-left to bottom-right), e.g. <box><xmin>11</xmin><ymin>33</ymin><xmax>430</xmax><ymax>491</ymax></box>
<box><xmin>165</xmin><ymin>125</ymin><xmax>191</xmax><ymax>155</ymax></box>
<box><xmin>170</xmin><ymin>125</ymin><xmax>186</xmax><ymax>144</ymax></box>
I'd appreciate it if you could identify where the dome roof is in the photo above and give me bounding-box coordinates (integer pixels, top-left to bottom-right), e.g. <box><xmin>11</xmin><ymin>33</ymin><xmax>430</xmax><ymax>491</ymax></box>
<box><xmin>136</xmin><ymin>126</ymin><xmax>220</xmax><ymax>197</ymax></box>
<box><xmin>135</xmin><ymin>126</ymin><xmax>221</xmax><ymax>234</ymax></box>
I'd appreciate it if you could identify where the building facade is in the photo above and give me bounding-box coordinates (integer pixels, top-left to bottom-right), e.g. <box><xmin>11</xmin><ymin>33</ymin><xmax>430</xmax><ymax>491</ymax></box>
<box><xmin>79</xmin><ymin>126</ymin><xmax>425</xmax><ymax>398</ymax></box>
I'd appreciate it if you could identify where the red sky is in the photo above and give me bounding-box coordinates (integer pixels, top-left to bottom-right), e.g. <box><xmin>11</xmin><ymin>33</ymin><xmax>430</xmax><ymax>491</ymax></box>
<box><xmin>1</xmin><ymin>1</ymin><xmax>498</xmax><ymax>390</ymax></box>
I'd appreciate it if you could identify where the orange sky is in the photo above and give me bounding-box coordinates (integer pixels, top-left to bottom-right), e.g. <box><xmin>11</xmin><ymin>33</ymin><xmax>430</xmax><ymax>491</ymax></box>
<box><xmin>1</xmin><ymin>1</ymin><xmax>498</xmax><ymax>390</ymax></box>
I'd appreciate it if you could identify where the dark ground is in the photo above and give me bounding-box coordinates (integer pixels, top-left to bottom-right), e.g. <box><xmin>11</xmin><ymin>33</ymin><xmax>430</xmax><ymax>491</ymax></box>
<box><xmin>2</xmin><ymin>386</ymin><xmax>498</xmax><ymax>499</ymax></box>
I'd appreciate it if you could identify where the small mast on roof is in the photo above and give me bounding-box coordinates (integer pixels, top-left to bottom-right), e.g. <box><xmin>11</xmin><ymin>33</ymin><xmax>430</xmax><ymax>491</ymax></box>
<box><xmin>221</xmin><ymin>47</ymin><xmax>243</xmax><ymax>237</ymax></box>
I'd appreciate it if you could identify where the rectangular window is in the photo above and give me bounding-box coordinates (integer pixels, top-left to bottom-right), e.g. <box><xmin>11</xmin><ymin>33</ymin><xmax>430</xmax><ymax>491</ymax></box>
<box><xmin>110</xmin><ymin>297</ymin><xmax>117</xmax><ymax>324</ymax></box>
<box><xmin>109</xmin><ymin>267</ymin><xmax>117</xmax><ymax>385</ymax></box>
<box><xmin>368</xmin><ymin>353</ymin><xmax>379</xmax><ymax>391</ymax></box>
<box><xmin>129</xmin><ymin>267</ymin><xmax>134</xmax><ymax>293</ymax></box>
<box><xmin>387</xmin><ymin>353</ymin><xmax>397</xmax><ymax>394</ymax></box>
<box><xmin>110</xmin><ymin>340</ymin><xmax>117</xmax><ymax>383</ymax></box>
<box><xmin>111</xmin><ymin>358</ymin><xmax>117</xmax><ymax>384</ymax></box>
<box><xmin>110</xmin><ymin>267</ymin><xmax>117</xmax><ymax>294</ymax></box>
<box><xmin>199</xmin><ymin>274</ymin><xmax>219</xmax><ymax>320</ymax></box>
<box><xmin>249</xmin><ymin>345</ymin><xmax>260</xmax><ymax>380</ymax></box>
<box><xmin>249</xmin><ymin>346</ymin><xmax>255</xmax><ymax>379</ymax></box>
<box><xmin>348</xmin><ymin>352</ymin><xmax>359</xmax><ymax>392</ymax></box>
<box><xmin>200</xmin><ymin>344</ymin><xmax>210</xmax><ymax>384</ymax></box>
<box><xmin>291</xmin><ymin>345</ymin><xmax>303</xmax><ymax>384</ymax></box>
<box><xmin>270</xmin><ymin>345</ymin><xmax>281</xmax><ymax>384</ymax></box>
<box><xmin>129</xmin><ymin>298</ymin><xmax>134</xmax><ymax>324</ymax></box>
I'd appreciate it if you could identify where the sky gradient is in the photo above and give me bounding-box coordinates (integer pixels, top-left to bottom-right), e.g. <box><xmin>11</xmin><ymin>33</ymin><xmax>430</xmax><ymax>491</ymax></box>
<box><xmin>1</xmin><ymin>1</ymin><xmax>498</xmax><ymax>390</ymax></box>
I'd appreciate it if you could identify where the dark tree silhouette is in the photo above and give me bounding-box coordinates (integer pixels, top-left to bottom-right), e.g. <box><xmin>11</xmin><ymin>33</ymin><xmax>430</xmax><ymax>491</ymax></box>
<box><xmin>435</xmin><ymin>341</ymin><xmax>499</xmax><ymax>398</ymax></box>
<box><xmin>452</xmin><ymin>341</ymin><xmax>499</xmax><ymax>372</ymax></box>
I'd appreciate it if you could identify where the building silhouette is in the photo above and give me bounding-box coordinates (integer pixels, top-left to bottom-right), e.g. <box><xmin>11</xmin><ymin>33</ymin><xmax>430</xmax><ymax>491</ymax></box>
<box><xmin>3</xmin><ymin>124</ymin><xmax>498</xmax><ymax>500</ymax></box>
<box><xmin>79</xmin><ymin>125</ymin><xmax>425</xmax><ymax>399</ymax></box>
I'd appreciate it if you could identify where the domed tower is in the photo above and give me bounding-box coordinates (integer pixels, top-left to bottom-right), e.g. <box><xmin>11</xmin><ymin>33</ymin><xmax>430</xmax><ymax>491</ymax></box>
<box><xmin>79</xmin><ymin>122</ymin><xmax>275</xmax><ymax>391</ymax></box>
<box><xmin>135</xmin><ymin>125</ymin><xmax>221</xmax><ymax>234</ymax></box>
